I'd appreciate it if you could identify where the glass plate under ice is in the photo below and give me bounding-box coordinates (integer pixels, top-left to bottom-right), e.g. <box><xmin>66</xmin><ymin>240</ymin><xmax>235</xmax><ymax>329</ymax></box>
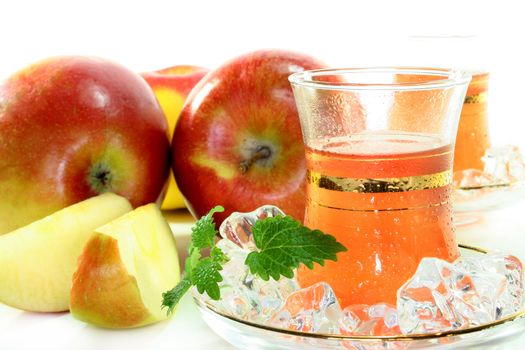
<box><xmin>195</xmin><ymin>245</ymin><xmax>525</xmax><ymax>350</ymax></box>
<box><xmin>454</xmin><ymin>179</ymin><xmax>525</xmax><ymax>213</ymax></box>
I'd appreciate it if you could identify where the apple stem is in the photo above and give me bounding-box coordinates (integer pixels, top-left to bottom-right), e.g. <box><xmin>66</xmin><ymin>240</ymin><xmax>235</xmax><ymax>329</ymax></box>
<box><xmin>239</xmin><ymin>146</ymin><xmax>272</xmax><ymax>173</ymax></box>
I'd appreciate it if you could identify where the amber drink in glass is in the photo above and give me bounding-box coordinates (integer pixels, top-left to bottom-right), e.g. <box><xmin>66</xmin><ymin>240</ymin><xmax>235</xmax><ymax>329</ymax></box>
<box><xmin>289</xmin><ymin>68</ymin><xmax>470</xmax><ymax>307</ymax></box>
<box><xmin>454</xmin><ymin>72</ymin><xmax>490</xmax><ymax>171</ymax></box>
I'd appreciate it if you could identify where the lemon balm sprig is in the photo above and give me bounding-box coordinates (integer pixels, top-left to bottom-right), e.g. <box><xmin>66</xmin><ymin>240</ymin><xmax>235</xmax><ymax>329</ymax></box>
<box><xmin>162</xmin><ymin>206</ymin><xmax>226</xmax><ymax>313</ymax></box>
<box><xmin>162</xmin><ymin>206</ymin><xmax>347</xmax><ymax>314</ymax></box>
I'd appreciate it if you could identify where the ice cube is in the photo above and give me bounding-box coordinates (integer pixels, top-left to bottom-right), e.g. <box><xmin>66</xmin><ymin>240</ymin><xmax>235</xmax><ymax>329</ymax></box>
<box><xmin>453</xmin><ymin>169</ymin><xmax>495</xmax><ymax>188</ymax></box>
<box><xmin>218</xmin><ymin>205</ymin><xmax>285</xmax><ymax>250</ymax></box>
<box><xmin>397</xmin><ymin>258</ymin><xmax>508</xmax><ymax>334</ymax></box>
<box><xmin>455</xmin><ymin>253</ymin><xmax>524</xmax><ymax>316</ymax></box>
<box><xmin>483</xmin><ymin>145</ymin><xmax>525</xmax><ymax>182</ymax></box>
<box><xmin>246</xmin><ymin>273</ymin><xmax>300</xmax><ymax>320</ymax></box>
<box><xmin>204</xmin><ymin>239</ymin><xmax>299</xmax><ymax>322</ymax></box>
<box><xmin>340</xmin><ymin>303</ymin><xmax>401</xmax><ymax>336</ymax></box>
<box><xmin>254</xmin><ymin>205</ymin><xmax>285</xmax><ymax>220</ymax></box>
<box><xmin>339</xmin><ymin>305</ymin><xmax>361</xmax><ymax>334</ymax></box>
<box><xmin>270</xmin><ymin>282</ymin><xmax>343</xmax><ymax>334</ymax></box>
<box><xmin>202</xmin><ymin>205</ymin><xmax>296</xmax><ymax>322</ymax></box>
<box><xmin>215</xmin><ymin>237</ymin><xmax>248</xmax><ymax>261</ymax></box>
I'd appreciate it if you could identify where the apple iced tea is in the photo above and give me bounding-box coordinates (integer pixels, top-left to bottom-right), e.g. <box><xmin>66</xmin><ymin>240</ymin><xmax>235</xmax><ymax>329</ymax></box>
<box><xmin>453</xmin><ymin>72</ymin><xmax>490</xmax><ymax>171</ymax></box>
<box><xmin>296</xmin><ymin>132</ymin><xmax>459</xmax><ymax>307</ymax></box>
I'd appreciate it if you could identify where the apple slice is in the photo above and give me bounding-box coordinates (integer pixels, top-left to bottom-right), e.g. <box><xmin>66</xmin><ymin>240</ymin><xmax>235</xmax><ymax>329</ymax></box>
<box><xmin>0</xmin><ymin>193</ymin><xmax>132</xmax><ymax>312</ymax></box>
<box><xmin>70</xmin><ymin>203</ymin><xmax>180</xmax><ymax>328</ymax></box>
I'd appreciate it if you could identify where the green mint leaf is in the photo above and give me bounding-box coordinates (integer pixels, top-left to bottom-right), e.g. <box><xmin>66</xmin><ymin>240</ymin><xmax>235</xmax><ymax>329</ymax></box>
<box><xmin>161</xmin><ymin>278</ymin><xmax>192</xmax><ymax>315</ymax></box>
<box><xmin>184</xmin><ymin>247</ymin><xmax>201</xmax><ymax>279</ymax></box>
<box><xmin>191</xmin><ymin>205</ymin><xmax>224</xmax><ymax>250</ymax></box>
<box><xmin>211</xmin><ymin>246</ymin><xmax>228</xmax><ymax>264</ymax></box>
<box><xmin>191</xmin><ymin>258</ymin><xmax>223</xmax><ymax>300</ymax></box>
<box><xmin>162</xmin><ymin>206</ymin><xmax>224</xmax><ymax>314</ymax></box>
<box><xmin>245</xmin><ymin>216</ymin><xmax>347</xmax><ymax>281</ymax></box>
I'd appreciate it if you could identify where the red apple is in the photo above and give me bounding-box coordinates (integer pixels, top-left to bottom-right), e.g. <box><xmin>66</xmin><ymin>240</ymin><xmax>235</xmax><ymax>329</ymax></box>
<box><xmin>172</xmin><ymin>50</ymin><xmax>326</xmax><ymax>224</ymax></box>
<box><xmin>0</xmin><ymin>56</ymin><xmax>170</xmax><ymax>235</ymax></box>
<box><xmin>141</xmin><ymin>65</ymin><xmax>209</xmax><ymax>210</ymax></box>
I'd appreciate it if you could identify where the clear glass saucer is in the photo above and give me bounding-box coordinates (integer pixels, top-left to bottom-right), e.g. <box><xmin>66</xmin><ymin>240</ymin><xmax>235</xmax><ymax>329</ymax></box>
<box><xmin>194</xmin><ymin>245</ymin><xmax>525</xmax><ymax>350</ymax></box>
<box><xmin>454</xmin><ymin>179</ymin><xmax>525</xmax><ymax>213</ymax></box>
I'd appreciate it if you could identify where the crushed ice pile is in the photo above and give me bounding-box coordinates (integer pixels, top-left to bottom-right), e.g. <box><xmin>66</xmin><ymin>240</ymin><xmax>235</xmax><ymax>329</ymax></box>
<box><xmin>196</xmin><ymin>206</ymin><xmax>525</xmax><ymax>336</ymax></box>
<box><xmin>454</xmin><ymin>145</ymin><xmax>525</xmax><ymax>188</ymax></box>
<box><xmin>398</xmin><ymin>254</ymin><xmax>523</xmax><ymax>334</ymax></box>
<box><xmin>197</xmin><ymin>206</ymin><xmax>299</xmax><ymax>323</ymax></box>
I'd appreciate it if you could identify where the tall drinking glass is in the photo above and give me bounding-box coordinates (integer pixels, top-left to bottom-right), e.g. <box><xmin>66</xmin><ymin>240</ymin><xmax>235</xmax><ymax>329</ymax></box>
<box><xmin>289</xmin><ymin>68</ymin><xmax>471</xmax><ymax>307</ymax></box>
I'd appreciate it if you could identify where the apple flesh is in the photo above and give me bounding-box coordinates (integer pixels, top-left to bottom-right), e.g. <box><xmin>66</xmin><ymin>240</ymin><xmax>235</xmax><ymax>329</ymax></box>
<box><xmin>141</xmin><ymin>65</ymin><xmax>208</xmax><ymax>210</ymax></box>
<box><xmin>70</xmin><ymin>203</ymin><xmax>180</xmax><ymax>328</ymax></box>
<box><xmin>0</xmin><ymin>56</ymin><xmax>170</xmax><ymax>235</ymax></box>
<box><xmin>172</xmin><ymin>50</ymin><xmax>326</xmax><ymax>224</ymax></box>
<box><xmin>0</xmin><ymin>193</ymin><xmax>132</xmax><ymax>312</ymax></box>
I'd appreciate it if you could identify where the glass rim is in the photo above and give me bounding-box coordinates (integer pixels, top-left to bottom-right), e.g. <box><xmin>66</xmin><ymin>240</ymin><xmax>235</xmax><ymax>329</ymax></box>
<box><xmin>288</xmin><ymin>67</ymin><xmax>472</xmax><ymax>91</ymax></box>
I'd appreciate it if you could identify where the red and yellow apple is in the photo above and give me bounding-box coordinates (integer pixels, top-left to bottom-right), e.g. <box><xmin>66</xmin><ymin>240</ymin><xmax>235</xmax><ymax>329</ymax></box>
<box><xmin>70</xmin><ymin>203</ymin><xmax>180</xmax><ymax>328</ymax></box>
<box><xmin>172</xmin><ymin>50</ymin><xmax>326</xmax><ymax>224</ymax></box>
<box><xmin>141</xmin><ymin>65</ymin><xmax>208</xmax><ymax>210</ymax></box>
<box><xmin>0</xmin><ymin>56</ymin><xmax>170</xmax><ymax>235</ymax></box>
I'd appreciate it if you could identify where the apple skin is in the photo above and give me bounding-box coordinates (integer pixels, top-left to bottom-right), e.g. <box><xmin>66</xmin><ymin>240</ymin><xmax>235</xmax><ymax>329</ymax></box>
<box><xmin>70</xmin><ymin>233</ymin><xmax>155</xmax><ymax>328</ymax></box>
<box><xmin>172</xmin><ymin>50</ymin><xmax>326</xmax><ymax>224</ymax></box>
<box><xmin>0</xmin><ymin>56</ymin><xmax>170</xmax><ymax>235</ymax></box>
<box><xmin>141</xmin><ymin>65</ymin><xmax>209</xmax><ymax>210</ymax></box>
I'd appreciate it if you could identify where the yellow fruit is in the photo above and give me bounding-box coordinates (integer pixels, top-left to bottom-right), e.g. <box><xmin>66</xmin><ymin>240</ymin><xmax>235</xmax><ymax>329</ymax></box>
<box><xmin>142</xmin><ymin>65</ymin><xmax>208</xmax><ymax>210</ymax></box>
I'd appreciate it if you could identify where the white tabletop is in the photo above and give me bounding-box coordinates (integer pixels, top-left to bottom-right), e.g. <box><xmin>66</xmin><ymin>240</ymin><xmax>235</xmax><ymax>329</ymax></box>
<box><xmin>2</xmin><ymin>203</ymin><xmax>525</xmax><ymax>350</ymax></box>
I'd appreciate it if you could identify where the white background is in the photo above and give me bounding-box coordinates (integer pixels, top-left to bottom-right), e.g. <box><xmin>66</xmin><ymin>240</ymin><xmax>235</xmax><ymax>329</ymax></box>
<box><xmin>1</xmin><ymin>2</ymin><xmax>525</xmax><ymax>348</ymax></box>
<box><xmin>0</xmin><ymin>0</ymin><xmax>524</xmax><ymax>148</ymax></box>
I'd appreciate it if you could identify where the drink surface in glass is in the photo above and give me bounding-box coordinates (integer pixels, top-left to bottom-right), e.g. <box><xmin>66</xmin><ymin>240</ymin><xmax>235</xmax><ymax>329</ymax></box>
<box><xmin>298</xmin><ymin>132</ymin><xmax>457</xmax><ymax>306</ymax></box>
<box><xmin>289</xmin><ymin>68</ymin><xmax>470</xmax><ymax>308</ymax></box>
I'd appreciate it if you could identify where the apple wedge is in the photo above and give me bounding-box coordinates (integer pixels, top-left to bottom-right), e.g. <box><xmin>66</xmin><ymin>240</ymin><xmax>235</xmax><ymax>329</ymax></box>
<box><xmin>0</xmin><ymin>193</ymin><xmax>132</xmax><ymax>312</ymax></box>
<box><xmin>70</xmin><ymin>203</ymin><xmax>180</xmax><ymax>328</ymax></box>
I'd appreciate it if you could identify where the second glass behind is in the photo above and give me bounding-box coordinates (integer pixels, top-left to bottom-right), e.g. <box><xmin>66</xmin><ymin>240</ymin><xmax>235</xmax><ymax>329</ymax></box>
<box><xmin>289</xmin><ymin>68</ymin><xmax>471</xmax><ymax>307</ymax></box>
